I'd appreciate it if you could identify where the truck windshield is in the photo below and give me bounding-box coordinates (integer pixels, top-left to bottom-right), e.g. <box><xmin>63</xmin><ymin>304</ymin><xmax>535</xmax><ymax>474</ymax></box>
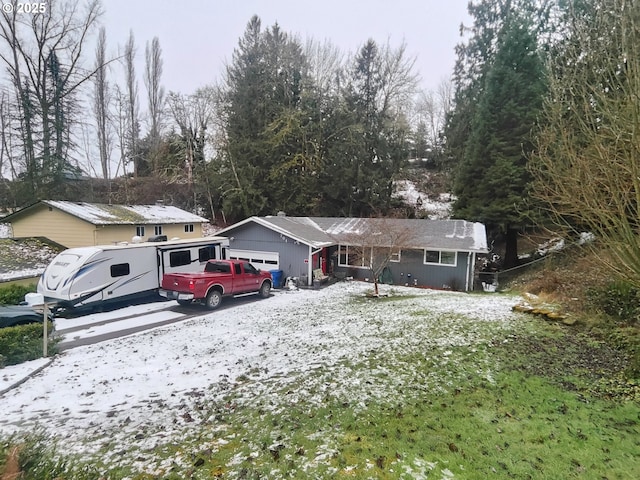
<box><xmin>205</xmin><ymin>262</ymin><xmax>231</xmax><ymax>273</ymax></box>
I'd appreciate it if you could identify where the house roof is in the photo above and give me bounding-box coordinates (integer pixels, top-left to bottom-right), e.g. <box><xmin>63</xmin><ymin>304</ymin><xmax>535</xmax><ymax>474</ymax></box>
<box><xmin>217</xmin><ymin>216</ymin><xmax>488</xmax><ymax>253</ymax></box>
<box><xmin>2</xmin><ymin>201</ymin><xmax>208</xmax><ymax>226</ymax></box>
<box><xmin>0</xmin><ymin>237</ymin><xmax>62</xmax><ymax>281</ymax></box>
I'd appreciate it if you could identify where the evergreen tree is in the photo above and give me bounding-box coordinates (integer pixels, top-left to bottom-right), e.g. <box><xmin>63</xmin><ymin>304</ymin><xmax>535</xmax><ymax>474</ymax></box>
<box><xmin>453</xmin><ymin>11</ymin><xmax>547</xmax><ymax>267</ymax></box>
<box><xmin>221</xmin><ymin>16</ymin><xmax>314</xmax><ymax>219</ymax></box>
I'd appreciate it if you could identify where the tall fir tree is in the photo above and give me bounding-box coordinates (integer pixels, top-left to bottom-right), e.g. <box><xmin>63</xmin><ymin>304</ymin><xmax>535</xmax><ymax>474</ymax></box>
<box><xmin>453</xmin><ymin>11</ymin><xmax>547</xmax><ymax>267</ymax></box>
<box><xmin>221</xmin><ymin>16</ymin><xmax>313</xmax><ymax>219</ymax></box>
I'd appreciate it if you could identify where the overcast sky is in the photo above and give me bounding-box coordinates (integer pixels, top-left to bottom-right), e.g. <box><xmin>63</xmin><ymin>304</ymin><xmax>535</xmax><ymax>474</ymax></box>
<box><xmin>101</xmin><ymin>0</ymin><xmax>471</xmax><ymax>95</ymax></box>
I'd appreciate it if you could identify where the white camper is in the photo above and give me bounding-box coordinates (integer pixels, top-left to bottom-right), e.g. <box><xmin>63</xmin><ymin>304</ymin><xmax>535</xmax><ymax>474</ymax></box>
<box><xmin>38</xmin><ymin>237</ymin><xmax>229</xmax><ymax>309</ymax></box>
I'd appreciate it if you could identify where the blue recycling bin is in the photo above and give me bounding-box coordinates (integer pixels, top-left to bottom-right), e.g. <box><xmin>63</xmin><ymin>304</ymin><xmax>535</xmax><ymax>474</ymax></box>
<box><xmin>269</xmin><ymin>269</ymin><xmax>284</xmax><ymax>288</ymax></box>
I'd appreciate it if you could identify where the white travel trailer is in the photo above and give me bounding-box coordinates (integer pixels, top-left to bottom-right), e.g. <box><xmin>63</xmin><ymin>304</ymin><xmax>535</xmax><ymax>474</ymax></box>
<box><xmin>38</xmin><ymin>236</ymin><xmax>229</xmax><ymax>309</ymax></box>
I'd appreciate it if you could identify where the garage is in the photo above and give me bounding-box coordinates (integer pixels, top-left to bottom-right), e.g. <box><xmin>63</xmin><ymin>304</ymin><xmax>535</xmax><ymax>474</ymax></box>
<box><xmin>227</xmin><ymin>249</ymin><xmax>280</xmax><ymax>270</ymax></box>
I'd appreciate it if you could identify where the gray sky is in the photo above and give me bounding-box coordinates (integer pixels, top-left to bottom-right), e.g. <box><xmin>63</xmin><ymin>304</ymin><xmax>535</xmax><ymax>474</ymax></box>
<box><xmin>101</xmin><ymin>0</ymin><xmax>471</xmax><ymax>95</ymax></box>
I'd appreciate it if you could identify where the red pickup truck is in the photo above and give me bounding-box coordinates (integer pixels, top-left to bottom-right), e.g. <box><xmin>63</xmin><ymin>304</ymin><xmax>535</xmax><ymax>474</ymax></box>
<box><xmin>159</xmin><ymin>259</ymin><xmax>273</xmax><ymax>309</ymax></box>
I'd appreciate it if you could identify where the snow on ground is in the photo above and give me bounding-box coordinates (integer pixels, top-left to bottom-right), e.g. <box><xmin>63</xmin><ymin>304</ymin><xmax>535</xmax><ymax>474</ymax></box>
<box><xmin>0</xmin><ymin>223</ymin><xmax>11</xmax><ymax>238</ymax></box>
<box><xmin>0</xmin><ymin>282</ymin><xmax>521</xmax><ymax>475</ymax></box>
<box><xmin>393</xmin><ymin>179</ymin><xmax>453</xmax><ymax>219</ymax></box>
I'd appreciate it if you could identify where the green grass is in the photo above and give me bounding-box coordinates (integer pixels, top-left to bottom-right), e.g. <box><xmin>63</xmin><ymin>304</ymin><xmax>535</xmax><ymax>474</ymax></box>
<box><xmin>2</xmin><ymin>290</ymin><xmax>638</xmax><ymax>479</ymax></box>
<box><xmin>93</xmin><ymin>351</ymin><xmax>638</xmax><ymax>480</ymax></box>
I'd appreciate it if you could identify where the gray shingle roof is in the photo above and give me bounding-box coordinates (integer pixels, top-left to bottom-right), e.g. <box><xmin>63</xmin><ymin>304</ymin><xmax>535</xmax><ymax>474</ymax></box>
<box><xmin>220</xmin><ymin>216</ymin><xmax>487</xmax><ymax>252</ymax></box>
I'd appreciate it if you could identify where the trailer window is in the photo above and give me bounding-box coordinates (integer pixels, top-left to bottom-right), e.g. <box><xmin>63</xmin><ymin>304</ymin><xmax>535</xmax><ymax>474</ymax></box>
<box><xmin>110</xmin><ymin>263</ymin><xmax>130</xmax><ymax>277</ymax></box>
<box><xmin>170</xmin><ymin>250</ymin><xmax>192</xmax><ymax>267</ymax></box>
<box><xmin>198</xmin><ymin>246</ymin><xmax>217</xmax><ymax>262</ymax></box>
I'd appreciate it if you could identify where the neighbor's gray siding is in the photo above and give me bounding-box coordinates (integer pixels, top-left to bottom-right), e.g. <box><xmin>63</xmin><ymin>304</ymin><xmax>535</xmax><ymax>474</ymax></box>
<box><xmin>334</xmin><ymin>249</ymin><xmax>472</xmax><ymax>291</ymax></box>
<box><xmin>224</xmin><ymin>223</ymin><xmax>309</xmax><ymax>280</ymax></box>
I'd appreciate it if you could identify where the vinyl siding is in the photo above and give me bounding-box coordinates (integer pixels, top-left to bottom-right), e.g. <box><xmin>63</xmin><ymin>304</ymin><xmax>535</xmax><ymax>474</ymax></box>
<box><xmin>223</xmin><ymin>223</ymin><xmax>310</xmax><ymax>281</ymax></box>
<box><xmin>334</xmin><ymin>248</ymin><xmax>472</xmax><ymax>291</ymax></box>
<box><xmin>94</xmin><ymin>223</ymin><xmax>204</xmax><ymax>245</ymax></box>
<box><xmin>8</xmin><ymin>204</ymin><xmax>205</xmax><ymax>248</ymax></box>
<box><xmin>10</xmin><ymin>206</ymin><xmax>95</xmax><ymax>248</ymax></box>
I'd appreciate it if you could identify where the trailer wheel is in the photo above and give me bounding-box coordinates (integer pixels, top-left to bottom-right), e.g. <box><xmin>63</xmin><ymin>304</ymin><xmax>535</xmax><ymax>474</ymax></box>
<box><xmin>205</xmin><ymin>289</ymin><xmax>223</xmax><ymax>310</ymax></box>
<box><xmin>259</xmin><ymin>281</ymin><xmax>271</xmax><ymax>298</ymax></box>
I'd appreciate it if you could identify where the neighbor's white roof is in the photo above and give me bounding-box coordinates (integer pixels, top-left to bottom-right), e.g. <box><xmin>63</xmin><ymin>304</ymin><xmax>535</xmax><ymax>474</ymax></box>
<box><xmin>44</xmin><ymin>201</ymin><xmax>208</xmax><ymax>225</ymax></box>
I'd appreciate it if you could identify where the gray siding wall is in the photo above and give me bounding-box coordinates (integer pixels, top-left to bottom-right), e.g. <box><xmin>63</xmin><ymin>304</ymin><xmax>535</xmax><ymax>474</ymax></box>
<box><xmin>334</xmin><ymin>248</ymin><xmax>472</xmax><ymax>291</ymax></box>
<box><xmin>225</xmin><ymin>223</ymin><xmax>311</xmax><ymax>282</ymax></box>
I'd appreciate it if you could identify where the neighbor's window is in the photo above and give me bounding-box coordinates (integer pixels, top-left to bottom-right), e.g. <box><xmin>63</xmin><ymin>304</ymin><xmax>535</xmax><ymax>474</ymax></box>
<box><xmin>110</xmin><ymin>263</ymin><xmax>130</xmax><ymax>277</ymax></box>
<box><xmin>154</xmin><ymin>225</ymin><xmax>163</xmax><ymax>235</ymax></box>
<box><xmin>198</xmin><ymin>246</ymin><xmax>217</xmax><ymax>262</ymax></box>
<box><xmin>338</xmin><ymin>245</ymin><xmax>369</xmax><ymax>268</ymax></box>
<box><xmin>184</xmin><ymin>224</ymin><xmax>194</xmax><ymax>233</ymax></box>
<box><xmin>169</xmin><ymin>250</ymin><xmax>191</xmax><ymax>267</ymax></box>
<box><xmin>390</xmin><ymin>247</ymin><xmax>401</xmax><ymax>263</ymax></box>
<box><xmin>424</xmin><ymin>250</ymin><xmax>457</xmax><ymax>266</ymax></box>
<box><xmin>136</xmin><ymin>226</ymin><xmax>145</xmax><ymax>237</ymax></box>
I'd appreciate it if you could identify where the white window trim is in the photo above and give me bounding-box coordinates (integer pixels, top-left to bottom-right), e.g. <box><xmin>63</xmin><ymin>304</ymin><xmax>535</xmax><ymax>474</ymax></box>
<box><xmin>390</xmin><ymin>248</ymin><xmax>401</xmax><ymax>263</ymax></box>
<box><xmin>423</xmin><ymin>249</ymin><xmax>458</xmax><ymax>267</ymax></box>
<box><xmin>338</xmin><ymin>245</ymin><xmax>371</xmax><ymax>269</ymax></box>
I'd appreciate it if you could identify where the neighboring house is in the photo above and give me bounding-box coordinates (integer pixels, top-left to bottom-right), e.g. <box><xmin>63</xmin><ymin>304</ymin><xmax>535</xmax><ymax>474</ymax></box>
<box><xmin>1</xmin><ymin>200</ymin><xmax>209</xmax><ymax>248</ymax></box>
<box><xmin>216</xmin><ymin>215</ymin><xmax>488</xmax><ymax>291</ymax></box>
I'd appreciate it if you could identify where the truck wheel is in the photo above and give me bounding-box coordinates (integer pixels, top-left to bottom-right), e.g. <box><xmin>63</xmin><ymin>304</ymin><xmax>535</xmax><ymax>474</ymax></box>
<box><xmin>259</xmin><ymin>281</ymin><xmax>271</xmax><ymax>298</ymax></box>
<box><xmin>205</xmin><ymin>289</ymin><xmax>223</xmax><ymax>309</ymax></box>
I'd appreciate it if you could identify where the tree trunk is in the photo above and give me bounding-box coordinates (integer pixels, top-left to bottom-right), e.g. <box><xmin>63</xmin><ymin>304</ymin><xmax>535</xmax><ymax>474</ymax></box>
<box><xmin>503</xmin><ymin>226</ymin><xmax>519</xmax><ymax>270</ymax></box>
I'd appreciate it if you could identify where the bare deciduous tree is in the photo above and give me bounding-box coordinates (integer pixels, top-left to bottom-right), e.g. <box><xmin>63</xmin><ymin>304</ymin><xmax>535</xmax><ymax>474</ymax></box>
<box><xmin>166</xmin><ymin>87</ymin><xmax>217</xmax><ymax>203</ymax></box>
<box><xmin>144</xmin><ymin>36</ymin><xmax>165</xmax><ymax>173</ymax></box>
<box><xmin>0</xmin><ymin>0</ymin><xmax>103</xmax><ymax>197</ymax></box>
<box><xmin>530</xmin><ymin>0</ymin><xmax>640</xmax><ymax>287</ymax></box>
<box><xmin>304</xmin><ymin>37</ymin><xmax>344</xmax><ymax>95</ymax></box>
<box><xmin>93</xmin><ymin>26</ymin><xmax>111</xmax><ymax>179</ymax></box>
<box><xmin>123</xmin><ymin>30</ymin><xmax>140</xmax><ymax>176</ymax></box>
<box><xmin>339</xmin><ymin>218</ymin><xmax>413</xmax><ymax>296</ymax></box>
<box><xmin>414</xmin><ymin>78</ymin><xmax>453</xmax><ymax>159</ymax></box>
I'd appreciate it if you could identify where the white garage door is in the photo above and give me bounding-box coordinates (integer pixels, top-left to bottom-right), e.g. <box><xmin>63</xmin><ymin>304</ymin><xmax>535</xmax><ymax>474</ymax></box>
<box><xmin>228</xmin><ymin>249</ymin><xmax>280</xmax><ymax>270</ymax></box>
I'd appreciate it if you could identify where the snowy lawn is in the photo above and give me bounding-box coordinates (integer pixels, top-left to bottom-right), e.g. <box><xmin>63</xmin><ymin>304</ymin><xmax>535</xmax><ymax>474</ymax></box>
<box><xmin>2</xmin><ymin>282</ymin><xmax>525</xmax><ymax>477</ymax></box>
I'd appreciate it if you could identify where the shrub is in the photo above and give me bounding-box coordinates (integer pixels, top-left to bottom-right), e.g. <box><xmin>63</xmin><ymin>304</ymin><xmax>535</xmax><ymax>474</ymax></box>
<box><xmin>0</xmin><ymin>322</ymin><xmax>56</xmax><ymax>366</ymax></box>
<box><xmin>0</xmin><ymin>283</ymin><xmax>37</xmax><ymax>305</ymax></box>
<box><xmin>587</xmin><ymin>280</ymin><xmax>640</xmax><ymax>324</ymax></box>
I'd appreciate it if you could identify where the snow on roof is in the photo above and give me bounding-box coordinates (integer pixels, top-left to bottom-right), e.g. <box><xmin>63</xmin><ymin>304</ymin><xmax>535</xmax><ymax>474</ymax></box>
<box><xmin>225</xmin><ymin>216</ymin><xmax>488</xmax><ymax>253</ymax></box>
<box><xmin>43</xmin><ymin>201</ymin><xmax>208</xmax><ymax>225</ymax></box>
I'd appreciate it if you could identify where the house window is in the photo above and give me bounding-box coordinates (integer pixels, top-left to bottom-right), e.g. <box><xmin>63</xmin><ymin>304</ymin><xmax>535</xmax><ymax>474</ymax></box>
<box><xmin>169</xmin><ymin>250</ymin><xmax>192</xmax><ymax>267</ymax></box>
<box><xmin>338</xmin><ymin>245</ymin><xmax>370</xmax><ymax>268</ymax></box>
<box><xmin>110</xmin><ymin>263</ymin><xmax>130</xmax><ymax>277</ymax></box>
<box><xmin>424</xmin><ymin>250</ymin><xmax>457</xmax><ymax>266</ymax></box>
<box><xmin>154</xmin><ymin>225</ymin><xmax>163</xmax><ymax>235</ymax></box>
<box><xmin>136</xmin><ymin>226</ymin><xmax>145</xmax><ymax>237</ymax></box>
<box><xmin>184</xmin><ymin>224</ymin><xmax>194</xmax><ymax>233</ymax></box>
<box><xmin>390</xmin><ymin>247</ymin><xmax>401</xmax><ymax>263</ymax></box>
